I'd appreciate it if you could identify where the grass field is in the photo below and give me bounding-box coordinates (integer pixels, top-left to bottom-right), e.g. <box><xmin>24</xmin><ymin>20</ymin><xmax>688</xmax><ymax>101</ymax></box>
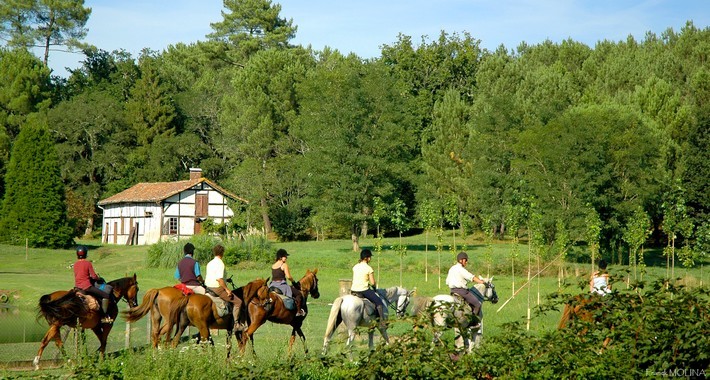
<box><xmin>1</xmin><ymin>232</ymin><xmax>706</xmax><ymax>373</ymax></box>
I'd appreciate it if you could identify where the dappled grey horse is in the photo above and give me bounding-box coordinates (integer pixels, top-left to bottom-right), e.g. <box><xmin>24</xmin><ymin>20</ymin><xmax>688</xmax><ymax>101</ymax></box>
<box><xmin>413</xmin><ymin>277</ymin><xmax>498</xmax><ymax>354</ymax></box>
<box><xmin>322</xmin><ymin>286</ymin><xmax>414</xmax><ymax>354</ymax></box>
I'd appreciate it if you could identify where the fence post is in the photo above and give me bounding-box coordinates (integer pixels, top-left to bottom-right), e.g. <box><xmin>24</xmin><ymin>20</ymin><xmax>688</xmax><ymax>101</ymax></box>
<box><xmin>125</xmin><ymin>321</ymin><xmax>130</xmax><ymax>349</ymax></box>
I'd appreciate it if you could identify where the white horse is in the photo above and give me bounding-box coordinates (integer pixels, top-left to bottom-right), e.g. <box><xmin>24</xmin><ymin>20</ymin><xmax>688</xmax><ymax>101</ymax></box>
<box><xmin>322</xmin><ymin>286</ymin><xmax>415</xmax><ymax>354</ymax></box>
<box><xmin>413</xmin><ymin>277</ymin><xmax>498</xmax><ymax>354</ymax></box>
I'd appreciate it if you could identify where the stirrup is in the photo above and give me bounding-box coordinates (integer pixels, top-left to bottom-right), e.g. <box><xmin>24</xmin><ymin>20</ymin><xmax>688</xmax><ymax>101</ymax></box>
<box><xmin>296</xmin><ymin>309</ymin><xmax>306</xmax><ymax>317</ymax></box>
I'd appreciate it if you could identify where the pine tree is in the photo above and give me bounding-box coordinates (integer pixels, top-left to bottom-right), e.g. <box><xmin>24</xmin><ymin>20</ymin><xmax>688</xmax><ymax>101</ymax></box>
<box><xmin>0</xmin><ymin>114</ymin><xmax>73</xmax><ymax>248</ymax></box>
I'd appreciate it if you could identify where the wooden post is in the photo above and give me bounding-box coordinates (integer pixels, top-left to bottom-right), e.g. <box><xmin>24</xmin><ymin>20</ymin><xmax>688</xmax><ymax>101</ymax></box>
<box><xmin>26</xmin><ymin>238</ymin><xmax>28</xmax><ymax>260</ymax></box>
<box><xmin>125</xmin><ymin>321</ymin><xmax>130</xmax><ymax>349</ymax></box>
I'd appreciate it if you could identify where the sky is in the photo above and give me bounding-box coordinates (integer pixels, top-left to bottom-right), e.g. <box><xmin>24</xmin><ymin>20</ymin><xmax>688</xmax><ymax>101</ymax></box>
<box><xmin>44</xmin><ymin>0</ymin><xmax>710</xmax><ymax>78</ymax></box>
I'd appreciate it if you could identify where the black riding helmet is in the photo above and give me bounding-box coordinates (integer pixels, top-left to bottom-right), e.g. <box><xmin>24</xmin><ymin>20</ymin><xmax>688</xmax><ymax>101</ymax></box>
<box><xmin>76</xmin><ymin>245</ymin><xmax>88</xmax><ymax>259</ymax></box>
<box><xmin>360</xmin><ymin>249</ymin><xmax>373</xmax><ymax>260</ymax></box>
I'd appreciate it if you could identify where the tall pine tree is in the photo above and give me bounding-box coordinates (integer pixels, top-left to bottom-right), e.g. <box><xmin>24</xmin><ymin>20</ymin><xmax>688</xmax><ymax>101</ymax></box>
<box><xmin>0</xmin><ymin>114</ymin><xmax>73</xmax><ymax>248</ymax></box>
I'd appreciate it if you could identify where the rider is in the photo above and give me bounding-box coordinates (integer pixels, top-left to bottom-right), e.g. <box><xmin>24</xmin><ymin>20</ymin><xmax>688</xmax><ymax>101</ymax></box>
<box><xmin>350</xmin><ymin>249</ymin><xmax>386</xmax><ymax>329</ymax></box>
<box><xmin>204</xmin><ymin>244</ymin><xmax>246</xmax><ymax>331</ymax></box>
<box><xmin>73</xmin><ymin>245</ymin><xmax>114</xmax><ymax>324</ymax></box>
<box><xmin>446</xmin><ymin>251</ymin><xmax>486</xmax><ymax>329</ymax></box>
<box><xmin>590</xmin><ymin>259</ymin><xmax>612</xmax><ymax>296</ymax></box>
<box><xmin>269</xmin><ymin>249</ymin><xmax>305</xmax><ymax>317</ymax></box>
<box><xmin>174</xmin><ymin>242</ymin><xmax>206</xmax><ymax>294</ymax></box>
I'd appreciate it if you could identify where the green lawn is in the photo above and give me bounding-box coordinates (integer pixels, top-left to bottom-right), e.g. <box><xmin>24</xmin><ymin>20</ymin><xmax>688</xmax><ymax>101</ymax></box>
<box><xmin>1</xmin><ymin>233</ymin><xmax>706</xmax><ymax>367</ymax></box>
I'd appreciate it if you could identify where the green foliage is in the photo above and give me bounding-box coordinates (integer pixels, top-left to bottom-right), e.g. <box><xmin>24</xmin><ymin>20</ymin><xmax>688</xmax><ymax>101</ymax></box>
<box><xmin>145</xmin><ymin>234</ymin><xmax>272</xmax><ymax>269</ymax></box>
<box><xmin>0</xmin><ymin>114</ymin><xmax>73</xmax><ymax>248</ymax></box>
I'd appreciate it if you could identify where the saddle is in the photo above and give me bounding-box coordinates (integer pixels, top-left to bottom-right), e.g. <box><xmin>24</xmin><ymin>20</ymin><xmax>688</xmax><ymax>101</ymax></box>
<box><xmin>269</xmin><ymin>286</ymin><xmax>299</xmax><ymax>311</ymax></box>
<box><xmin>351</xmin><ymin>291</ymin><xmax>389</xmax><ymax>319</ymax></box>
<box><xmin>203</xmin><ymin>289</ymin><xmax>231</xmax><ymax>318</ymax></box>
<box><xmin>173</xmin><ymin>283</ymin><xmax>193</xmax><ymax>296</ymax></box>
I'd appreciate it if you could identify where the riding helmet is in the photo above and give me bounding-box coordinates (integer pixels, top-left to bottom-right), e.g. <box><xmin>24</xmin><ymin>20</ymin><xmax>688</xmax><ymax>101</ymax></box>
<box><xmin>360</xmin><ymin>249</ymin><xmax>373</xmax><ymax>260</ymax></box>
<box><xmin>276</xmin><ymin>249</ymin><xmax>289</xmax><ymax>259</ymax></box>
<box><xmin>456</xmin><ymin>251</ymin><xmax>469</xmax><ymax>262</ymax></box>
<box><xmin>76</xmin><ymin>245</ymin><xmax>88</xmax><ymax>259</ymax></box>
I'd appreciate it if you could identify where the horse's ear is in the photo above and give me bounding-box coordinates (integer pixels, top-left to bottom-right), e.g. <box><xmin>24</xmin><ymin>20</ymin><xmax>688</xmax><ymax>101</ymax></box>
<box><xmin>133</xmin><ymin>273</ymin><xmax>137</xmax><ymax>281</ymax></box>
<box><xmin>313</xmin><ymin>268</ymin><xmax>318</xmax><ymax>274</ymax></box>
<box><xmin>489</xmin><ymin>276</ymin><xmax>494</xmax><ymax>282</ymax></box>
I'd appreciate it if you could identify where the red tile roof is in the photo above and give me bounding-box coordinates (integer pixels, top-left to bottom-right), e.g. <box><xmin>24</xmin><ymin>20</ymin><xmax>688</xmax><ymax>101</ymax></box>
<box><xmin>97</xmin><ymin>178</ymin><xmax>247</xmax><ymax>206</ymax></box>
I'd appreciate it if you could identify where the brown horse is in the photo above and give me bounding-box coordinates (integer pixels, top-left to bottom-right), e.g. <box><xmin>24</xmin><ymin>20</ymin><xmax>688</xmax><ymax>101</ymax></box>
<box><xmin>122</xmin><ymin>286</ymin><xmax>186</xmax><ymax>348</ymax></box>
<box><xmin>240</xmin><ymin>269</ymin><xmax>320</xmax><ymax>355</ymax></box>
<box><xmin>34</xmin><ymin>274</ymin><xmax>139</xmax><ymax>369</ymax></box>
<box><xmin>167</xmin><ymin>278</ymin><xmax>268</xmax><ymax>359</ymax></box>
<box><xmin>558</xmin><ymin>294</ymin><xmax>613</xmax><ymax>349</ymax></box>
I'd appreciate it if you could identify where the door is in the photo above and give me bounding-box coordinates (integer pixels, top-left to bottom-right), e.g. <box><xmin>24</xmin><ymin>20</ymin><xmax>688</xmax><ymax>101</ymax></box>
<box><xmin>194</xmin><ymin>193</ymin><xmax>208</xmax><ymax>234</ymax></box>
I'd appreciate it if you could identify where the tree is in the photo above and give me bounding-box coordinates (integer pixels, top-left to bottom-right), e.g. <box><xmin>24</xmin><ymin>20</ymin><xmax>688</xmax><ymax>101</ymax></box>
<box><xmin>294</xmin><ymin>52</ymin><xmax>417</xmax><ymax>249</ymax></box>
<box><xmin>0</xmin><ymin>113</ymin><xmax>73</xmax><ymax>247</ymax></box>
<box><xmin>207</xmin><ymin>0</ymin><xmax>296</xmax><ymax>65</ymax></box>
<box><xmin>0</xmin><ymin>48</ymin><xmax>52</xmax><ymax>139</ymax></box>
<box><xmin>0</xmin><ymin>0</ymin><xmax>91</xmax><ymax>65</ymax></box>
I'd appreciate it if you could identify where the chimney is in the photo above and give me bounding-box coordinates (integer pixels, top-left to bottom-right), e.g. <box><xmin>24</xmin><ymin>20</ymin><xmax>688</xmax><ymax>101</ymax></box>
<box><xmin>189</xmin><ymin>168</ymin><xmax>203</xmax><ymax>180</ymax></box>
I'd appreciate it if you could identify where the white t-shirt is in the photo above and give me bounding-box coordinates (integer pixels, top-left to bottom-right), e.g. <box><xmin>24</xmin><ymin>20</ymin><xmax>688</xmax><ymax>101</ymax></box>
<box><xmin>204</xmin><ymin>256</ymin><xmax>227</xmax><ymax>288</ymax></box>
<box><xmin>446</xmin><ymin>262</ymin><xmax>475</xmax><ymax>289</ymax></box>
<box><xmin>351</xmin><ymin>261</ymin><xmax>373</xmax><ymax>292</ymax></box>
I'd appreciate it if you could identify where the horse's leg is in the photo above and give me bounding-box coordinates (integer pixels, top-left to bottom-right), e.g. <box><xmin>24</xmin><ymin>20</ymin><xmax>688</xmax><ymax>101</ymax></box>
<box><xmin>378</xmin><ymin>325</ymin><xmax>390</xmax><ymax>345</ymax></box>
<box><xmin>93</xmin><ymin>323</ymin><xmax>112</xmax><ymax>359</ymax></box>
<box><xmin>34</xmin><ymin>324</ymin><xmax>62</xmax><ymax>370</ymax></box>
<box><xmin>368</xmin><ymin>330</ymin><xmax>375</xmax><ymax>350</ymax></box>
<box><xmin>225</xmin><ymin>330</ymin><xmax>232</xmax><ymax>362</ymax></box>
<box><xmin>150</xmin><ymin>306</ymin><xmax>162</xmax><ymax>348</ymax></box>
<box><xmin>293</xmin><ymin>327</ymin><xmax>308</xmax><ymax>355</ymax></box>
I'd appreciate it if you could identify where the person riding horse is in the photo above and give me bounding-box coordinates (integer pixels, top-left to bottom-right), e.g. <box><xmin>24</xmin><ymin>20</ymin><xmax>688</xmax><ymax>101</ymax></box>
<box><xmin>269</xmin><ymin>249</ymin><xmax>305</xmax><ymax>316</ymax></box>
<box><xmin>446</xmin><ymin>251</ymin><xmax>486</xmax><ymax>329</ymax></box>
<box><xmin>205</xmin><ymin>244</ymin><xmax>246</xmax><ymax>331</ymax></box>
<box><xmin>73</xmin><ymin>245</ymin><xmax>114</xmax><ymax>324</ymax></box>
<box><xmin>175</xmin><ymin>242</ymin><xmax>206</xmax><ymax>295</ymax></box>
<box><xmin>350</xmin><ymin>249</ymin><xmax>386</xmax><ymax>329</ymax></box>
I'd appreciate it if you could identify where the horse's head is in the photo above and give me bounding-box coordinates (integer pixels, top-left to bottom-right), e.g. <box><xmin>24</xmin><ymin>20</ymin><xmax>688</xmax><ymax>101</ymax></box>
<box><xmin>381</xmin><ymin>287</ymin><xmax>416</xmax><ymax>318</ymax></box>
<box><xmin>299</xmin><ymin>269</ymin><xmax>320</xmax><ymax>299</ymax></box>
<box><xmin>481</xmin><ymin>276</ymin><xmax>498</xmax><ymax>304</ymax></box>
<box><xmin>109</xmin><ymin>274</ymin><xmax>139</xmax><ymax>308</ymax></box>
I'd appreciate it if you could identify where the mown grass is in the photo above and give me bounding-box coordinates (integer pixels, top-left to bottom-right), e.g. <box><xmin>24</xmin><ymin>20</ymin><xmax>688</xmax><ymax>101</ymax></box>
<box><xmin>0</xmin><ymin>232</ymin><xmax>706</xmax><ymax>377</ymax></box>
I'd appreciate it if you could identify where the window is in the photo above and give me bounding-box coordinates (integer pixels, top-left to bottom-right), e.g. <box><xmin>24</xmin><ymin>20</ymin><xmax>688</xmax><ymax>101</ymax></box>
<box><xmin>168</xmin><ymin>217</ymin><xmax>178</xmax><ymax>234</ymax></box>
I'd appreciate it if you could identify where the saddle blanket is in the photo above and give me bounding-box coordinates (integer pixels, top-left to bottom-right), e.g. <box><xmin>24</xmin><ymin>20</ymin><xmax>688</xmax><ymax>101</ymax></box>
<box><xmin>276</xmin><ymin>294</ymin><xmax>296</xmax><ymax>311</ymax></box>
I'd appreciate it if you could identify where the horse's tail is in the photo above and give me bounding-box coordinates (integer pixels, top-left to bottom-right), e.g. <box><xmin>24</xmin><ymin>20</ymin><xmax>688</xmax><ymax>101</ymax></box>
<box><xmin>167</xmin><ymin>295</ymin><xmax>190</xmax><ymax>339</ymax></box>
<box><xmin>122</xmin><ymin>288</ymin><xmax>158</xmax><ymax>322</ymax></box>
<box><xmin>323</xmin><ymin>296</ymin><xmax>344</xmax><ymax>340</ymax></box>
<box><xmin>37</xmin><ymin>291</ymin><xmax>85</xmax><ymax>326</ymax></box>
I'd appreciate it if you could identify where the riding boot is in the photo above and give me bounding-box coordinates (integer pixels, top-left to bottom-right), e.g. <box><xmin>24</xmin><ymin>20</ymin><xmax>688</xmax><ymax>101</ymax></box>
<box><xmin>233</xmin><ymin>307</ymin><xmax>246</xmax><ymax>331</ymax></box>
<box><xmin>100</xmin><ymin>298</ymin><xmax>113</xmax><ymax>324</ymax></box>
<box><xmin>376</xmin><ymin>305</ymin><xmax>387</xmax><ymax>329</ymax></box>
<box><xmin>295</xmin><ymin>293</ymin><xmax>305</xmax><ymax>317</ymax></box>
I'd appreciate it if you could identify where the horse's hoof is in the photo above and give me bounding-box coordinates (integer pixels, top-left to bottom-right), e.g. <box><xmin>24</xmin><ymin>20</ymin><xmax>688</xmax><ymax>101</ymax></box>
<box><xmin>33</xmin><ymin>356</ymin><xmax>40</xmax><ymax>370</ymax></box>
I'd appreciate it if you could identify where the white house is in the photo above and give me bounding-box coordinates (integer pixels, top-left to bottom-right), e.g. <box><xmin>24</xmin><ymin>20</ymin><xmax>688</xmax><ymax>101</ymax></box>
<box><xmin>97</xmin><ymin>168</ymin><xmax>246</xmax><ymax>245</ymax></box>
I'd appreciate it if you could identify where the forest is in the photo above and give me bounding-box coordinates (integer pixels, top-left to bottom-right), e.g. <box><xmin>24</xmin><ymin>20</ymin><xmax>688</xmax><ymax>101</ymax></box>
<box><xmin>0</xmin><ymin>0</ymin><xmax>707</xmax><ymax>269</ymax></box>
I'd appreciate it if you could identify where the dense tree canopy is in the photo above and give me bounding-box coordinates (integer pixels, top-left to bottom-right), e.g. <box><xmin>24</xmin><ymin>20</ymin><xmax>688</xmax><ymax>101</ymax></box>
<box><xmin>0</xmin><ymin>2</ymin><xmax>707</xmax><ymax>263</ymax></box>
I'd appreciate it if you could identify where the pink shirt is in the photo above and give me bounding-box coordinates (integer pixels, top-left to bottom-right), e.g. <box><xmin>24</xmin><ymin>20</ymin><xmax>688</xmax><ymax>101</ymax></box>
<box><xmin>73</xmin><ymin>259</ymin><xmax>99</xmax><ymax>289</ymax></box>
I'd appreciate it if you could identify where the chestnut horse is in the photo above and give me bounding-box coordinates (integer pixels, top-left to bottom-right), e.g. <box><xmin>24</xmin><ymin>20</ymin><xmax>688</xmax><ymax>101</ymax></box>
<box><xmin>558</xmin><ymin>293</ymin><xmax>613</xmax><ymax>350</ymax></box>
<box><xmin>166</xmin><ymin>278</ymin><xmax>268</xmax><ymax>359</ymax></box>
<box><xmin>34</xmin><ymin>274</ymin><xmax>139</xmax><ymax>369</ymax></box>
<box><xmin>122</xmin><ymin>286</ymin><xmax>187</xmax><ymax>348</ymax></box>
<box><xmin>240</xmin><ymin>269</ymin><xmax>320</xmax><ymax>355</ymax></box>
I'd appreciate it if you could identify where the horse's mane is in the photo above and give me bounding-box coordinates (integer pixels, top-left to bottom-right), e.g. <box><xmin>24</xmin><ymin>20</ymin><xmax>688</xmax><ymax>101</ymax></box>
<box><xmin>108</xmin><ymin>276</ymin><xmax>134</xmax><ymax>289</ymax></box>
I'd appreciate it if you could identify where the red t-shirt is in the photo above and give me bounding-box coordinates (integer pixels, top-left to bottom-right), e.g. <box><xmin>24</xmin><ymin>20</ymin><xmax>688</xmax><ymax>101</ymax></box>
<box><xmin>73</xmin><ymin>259</ymin><xmax>99</xmax><ymax>290</ymax></box>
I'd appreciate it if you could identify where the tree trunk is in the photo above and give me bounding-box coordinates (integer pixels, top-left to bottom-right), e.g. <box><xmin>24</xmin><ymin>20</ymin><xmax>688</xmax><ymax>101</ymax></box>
<box><xmin>260</xmin><ymin>198</ymin><xmax>272</xmax><ymax>234</ymax></box>
<box><xmin>352</xmin><ymin>233</ymin><xmax>360</xmax><ymax>252</ymax></box>
<box><xmin>83</xmin><ymin>217</ymin><xmax>94</xmax><ymax>237</ymax></box>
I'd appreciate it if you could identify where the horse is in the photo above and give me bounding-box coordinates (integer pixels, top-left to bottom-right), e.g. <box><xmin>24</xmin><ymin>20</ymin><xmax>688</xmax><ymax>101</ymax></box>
<box><xmin>322</xmin><ymin>286</ymin><xmax>415</xmax><ymax>354</ymax></box>
<box><xmin>412</xmin><ymin>277</ymin><xmax>498</xmax><ymax>354</ymax></box>
<box><xmin>34</xmin><ymin>274</ymin><xmax>139</xmax><ymax>370</ymax></box>
<box><xmin>558</xmin><ymin>293</ymin><xmax>613</xmax><ymax>350</ymax></box>
<box><xmin>166</xmin><ymin>278</ymin><xmax>268</xmax><ymax>359</ymax></box>
<box><xmin>122</xmin><ymin>286</ymin><xmax>185</xmax><ymax>348</ymax></box>
<box><xmin>240</xmin><ymin>269</ymin><xmax>320</xmax><ymax>355</ymax></box>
